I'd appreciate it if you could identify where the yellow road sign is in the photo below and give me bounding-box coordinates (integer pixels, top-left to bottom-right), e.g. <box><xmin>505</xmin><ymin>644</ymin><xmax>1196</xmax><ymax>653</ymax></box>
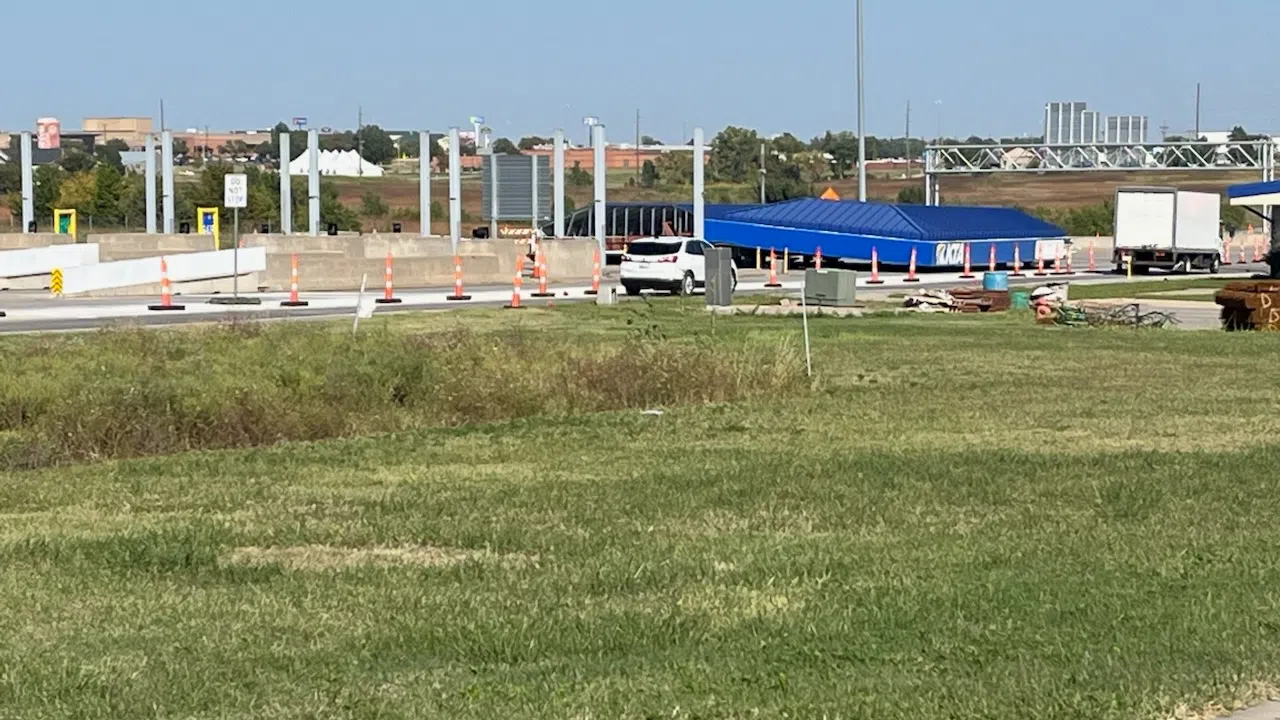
<box><xmin>50</xmin><ymin>267</ymin><xmax>63</xmax><ymax>297</ymax></box>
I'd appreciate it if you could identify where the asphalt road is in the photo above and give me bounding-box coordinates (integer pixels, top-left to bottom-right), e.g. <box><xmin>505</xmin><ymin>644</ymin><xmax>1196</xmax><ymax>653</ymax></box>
<box><xmin>0</xmin><ymin>264</ymin><xmax>1264</xmax><ymax>335</ymax></box>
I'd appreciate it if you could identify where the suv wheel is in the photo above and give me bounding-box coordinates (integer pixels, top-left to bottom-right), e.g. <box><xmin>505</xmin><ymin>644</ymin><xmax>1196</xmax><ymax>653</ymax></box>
<box><xmin>623</xmin><ymin>283</ymin><xmax>642</xmax><ymax>296</ymax></box>
<box><xmin>678</xmin><ymin>272</ymin><xmax>696</xmax><ymax>296</ymax></box>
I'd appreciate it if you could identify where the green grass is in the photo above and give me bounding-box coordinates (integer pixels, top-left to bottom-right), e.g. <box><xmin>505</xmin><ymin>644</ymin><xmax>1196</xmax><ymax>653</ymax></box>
<box><xmin>4</xmin><ymin>305</ymin><xmax>1280</xmax><ymax>718</ymax></box>
<box><xmin>1068</xmin><ymin>277</ymin><xmax>1240</xmax><ymax>300</ymax></box>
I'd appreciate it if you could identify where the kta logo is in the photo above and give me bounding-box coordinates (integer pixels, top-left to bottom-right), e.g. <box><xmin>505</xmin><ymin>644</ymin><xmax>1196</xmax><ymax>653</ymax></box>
<box><xmin>934</xmin><ymin>242</ymin><xmax>964</xmax><ymax>266</ymax></box>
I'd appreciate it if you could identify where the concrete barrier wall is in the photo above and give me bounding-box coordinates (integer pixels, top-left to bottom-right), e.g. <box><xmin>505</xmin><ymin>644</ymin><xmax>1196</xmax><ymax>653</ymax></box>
<box><xmin>540</xmin><ymin>238</ymin><xmax>596</xmax><ymax>280</ymax></box>
<box><xmin>87</xmin><ymin>233</ymin><xmax>219</xmax><ymax>261</ymax></box>
<box><xmin>61</xmin><ymin>247</ymin><xmax>266</xmax><ymax>296</ymax></box>
<box><xmin>0</xmin><ymin>233</ymin><xmax>75</xmax><ymax>250</ymax></box>
<box><xmin>78</xmin><ymin>274</ymin><xmax>263</xmax><ymax>298</ymax></box>
<box><xmin>0</xmin><ymin>244</ymin><xmax>99</xmax><ymax>278</ymax></box>
<box><xmin>263</xmin><ymin>253</ymin><xmax>503</xmax><ymax>292</ymax></box>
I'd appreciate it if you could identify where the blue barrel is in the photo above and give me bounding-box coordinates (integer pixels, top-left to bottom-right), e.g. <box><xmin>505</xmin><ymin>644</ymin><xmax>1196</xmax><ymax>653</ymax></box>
<box><xmin>982</xmin><ymin>271</ymin><xmax>1009</xmax><ymax>291</ymax></box>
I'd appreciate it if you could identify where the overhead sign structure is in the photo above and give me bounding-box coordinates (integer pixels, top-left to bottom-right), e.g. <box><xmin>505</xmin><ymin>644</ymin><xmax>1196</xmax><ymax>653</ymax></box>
<box><xmin>224</xmin><ymin>174</ymin><xmax>248</xmax><ymax>209</ymax></box>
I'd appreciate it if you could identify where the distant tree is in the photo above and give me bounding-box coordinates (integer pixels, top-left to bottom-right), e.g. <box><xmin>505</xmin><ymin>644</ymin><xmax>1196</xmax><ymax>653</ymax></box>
<box><xmin>321</xmin><ymin>131</ymin><xmax>357</xmax><ymax>153</ymax></box>
<box><xmin>769</xmin><ymin>133</ymin><xmax>807</xmax><ymax>158</ymax></box>
<box><xmin>171</xmin><ymin>138</ymin><xmax>189</xmax><ymax>157</ymax></box>
<box><xmin>491</xmin><ymin>138</ymin><xmax>520</xmax><ymax>155</ymax></box>
<box><xmin>58</xmin><ymin>148</ymin><xmax>96</xmax><ymax>174</ymax></box>
<box><xmin>640</xmin><ymin>135</ymin><xmax>662</xmax><ymax>146</ymax></box>
<box><xmin>710</xmin><ymin>126</ymin><xmax>762</xmax><ymax>183</ymax></box>
<box><xmin>897</xmin><ymin>186</ymin><xmax>926</xmax><ymax>204</ymax></box>
<box><xmin>56</xmin><ymin>172</ymin><xmax>96</xmax><ymax>215</ymax></box>
<box><xmin>812</xmin><ymin>131</ymin><xmax>859</xmax><ymax>178</ymax></box>
<box><xmin>94</xmin><ymin>139</ymin><xmax>129</xmax><ymax>172</ymax></box>
<box><xmin>32</xmin><ymin>164</ymin><xmax>64</xmax><ymax>220</ymax></box>
<box><xmin>567</xmin><ymin>161</ymin><xmax>592</xmax><ymax>187</ymax></box>
<box><xmin>356</xmin><ymin>125</ymin><xmax>396</xmax><ymax>164</ymax></box>
<box><xmin>360</xmin><ymin>191</ymin><xmax>389</xmax><ymax>218</ymax></box>
<box><xmin>92</xmin><ymin>163</ymin><xmax>124</xmax><ymax>224</ymax></box>
<box><xmin>397</xmin><ymin>133</ymin><xmax>420</xmax><ymax>159</ymax></box>
<box><xmin>653</xmin><ymin>151</ymin><xmax>693</xmax><ymax>185</ymax></box>
<box><xmin>640</xmin><ymin>160</ymin><xmax>658</xmax><ymax>188</ymax></box>
<box><xmin>518</xmin><ymin>136</ymin><xmax>551</xmax><ymax>151</ymax></box>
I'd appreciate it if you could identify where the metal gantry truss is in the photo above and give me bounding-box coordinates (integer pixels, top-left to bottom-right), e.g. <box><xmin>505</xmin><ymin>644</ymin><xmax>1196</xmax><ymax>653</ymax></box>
<box><xmin>922</xmin><ymin>140</ymin><xmax>1276</xmax><ymax>206</ymax></box>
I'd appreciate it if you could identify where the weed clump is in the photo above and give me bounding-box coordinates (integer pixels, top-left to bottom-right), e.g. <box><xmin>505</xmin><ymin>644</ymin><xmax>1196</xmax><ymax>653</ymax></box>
<box><xmin>0</xmin><ymin>322</ymin><xmax>804</xmax><ymax>469</ymax></box>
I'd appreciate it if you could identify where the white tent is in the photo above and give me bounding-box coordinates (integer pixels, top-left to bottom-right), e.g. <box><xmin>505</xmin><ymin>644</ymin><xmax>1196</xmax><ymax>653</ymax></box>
<box><xmin>288</xmin><ymin>149</ymin><xmax>384</xmax><ymax>178</ymax></box>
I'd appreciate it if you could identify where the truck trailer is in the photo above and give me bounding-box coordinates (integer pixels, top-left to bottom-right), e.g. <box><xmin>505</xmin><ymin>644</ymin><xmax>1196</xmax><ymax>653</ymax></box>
<box><xmin>1113</xmin><ymin>187</ymin><xmax>1222</xmax><ymax>274</ymax></box>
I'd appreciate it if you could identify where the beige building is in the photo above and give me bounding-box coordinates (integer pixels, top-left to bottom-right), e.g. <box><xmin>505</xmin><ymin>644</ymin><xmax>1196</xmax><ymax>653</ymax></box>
<box><xmin>82</xmin><ymin>117</ymin><xmax>153</xmax><ymax>149</ymax></box>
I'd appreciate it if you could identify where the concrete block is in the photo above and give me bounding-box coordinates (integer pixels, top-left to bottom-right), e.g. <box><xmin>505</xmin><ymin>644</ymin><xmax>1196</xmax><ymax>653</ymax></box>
<box><xmin>75</xmin><ymin>273</ymin><xmax>262</xmax><ymax>298</ymax></box>
<box><xmin>61</xmin><ymin>248</ymin><xmax>267</xmax><ymax>296</ymax></box>
<box><xmin>0</xmin><ymin>233</ymin><xmax>74</xmax><ymax>250</ymax></box>
<box><xmin>87</xmin><ymin>233</ymin><xmax>218</xmax><ymax>261</ymax></box>
<box><xmin>540</xmin><ymin>237</ymin><xmax>597</xmax><ymax>280</ymax></box>
<box><xmin>0</xmin><ymin>244</ymin><xmax>99</xmax><ymax>278</ymax></box>
<box><xmin>242</xmin><ymin>234</ymin><xmax>365</xmax><ymax>258</ymax></box>
<box><xmin>262</xmin><ymin>254</ymin><xmax>504</xmax><ymax>292</ymax></box>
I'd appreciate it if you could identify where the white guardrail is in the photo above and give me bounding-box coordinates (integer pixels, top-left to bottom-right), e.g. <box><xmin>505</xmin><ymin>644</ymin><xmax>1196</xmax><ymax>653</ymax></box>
<box><xmin>59</xmin><ymin>248</ymin><xmax>267</xmax><ymax>295</ymax></box>
<box><xmin>0</xmin><ymin>244</ymin><xmax>100</xmax><ymax>278</ymax></box>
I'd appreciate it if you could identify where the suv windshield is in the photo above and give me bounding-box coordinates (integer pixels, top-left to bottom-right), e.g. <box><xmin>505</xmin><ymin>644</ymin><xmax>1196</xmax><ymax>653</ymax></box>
<box><xmin>627</xmin><ymin>241</ymin><xmax>682</xmax><ymax>256</ymax></box>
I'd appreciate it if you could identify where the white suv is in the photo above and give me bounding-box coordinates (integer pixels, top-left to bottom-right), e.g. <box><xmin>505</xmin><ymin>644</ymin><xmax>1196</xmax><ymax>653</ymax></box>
<box><xmin>619</xmin><ymin>238</ymin><xmax>737</xmax><ymax>296</ymax></box>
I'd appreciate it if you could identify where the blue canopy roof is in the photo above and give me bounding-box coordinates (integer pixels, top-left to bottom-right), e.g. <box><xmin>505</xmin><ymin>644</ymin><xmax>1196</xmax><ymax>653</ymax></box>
<box><xmin>1226</xmin><ymin>180</ymin><xmax>1280</xmax><ymax>199</ymax></box>
<box><xmin>720</xmin><ymin>198</ymin><xmax>1066</xmax><ymax>241</ymax></box>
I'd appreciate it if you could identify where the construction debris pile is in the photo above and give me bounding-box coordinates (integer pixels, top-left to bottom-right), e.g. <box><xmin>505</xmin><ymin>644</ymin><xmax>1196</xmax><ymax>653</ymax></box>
<box><xmin>1050</xmin><ymin>303</ymin><xmax>1179</xmax><ymax>329</ymax></box>
<box><xmin>1215</xmin><ymin>280</ymin><xmax>1280</xmax><ymax>331</ymax></box>
<box><xmin>903</xmin><ymin>288</ymin><xmax>1010</xmax><ymax>313</ymax></box>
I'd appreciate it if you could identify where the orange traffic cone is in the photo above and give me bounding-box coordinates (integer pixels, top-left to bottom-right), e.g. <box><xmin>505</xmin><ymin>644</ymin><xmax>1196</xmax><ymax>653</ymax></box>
<box><xmin>1240</xmin><ymin>243</ymin><xmax>1248</xmax><ymax>265</ymax></box>
<box><xmin>1088</xmin><ymin>239</ymin><xmax>1098</xmax><ymax>273</ymax></box>
<box><xmin>1011</xmin><ymin>244</ymin><xmax>1025</xmax><ymax>277</ymax></box>
<box><xmin>1224</xmin><ymin>238</ymin><xmax>1234</xmax><ymax>265</ymax></box>
<box><xmin>148</xmin><ymin>256</ymin><xmax>185</xmax><ymax>311</ymax></box>
<box><xmin>585</xmin><ymin>247</ymin><xmax>601</xmax><ymax>296</ymax></box>
<box><xmin>376</xmin><ymin>253</ymin><xmax>402</xmax><ymax>304</ymax></box>
<box><xmin>1034</xmin><ymin>247</ymin><xmax>1048</xmax><ymax>276</ymax></box>
<box><xmin>960</xmin><ymin>242</ymin><xmax>975</xmax><ymax>279</ymax></box>
<box><xmin>531</xmin><ymin>247</ymin><xmax>554</xmax><ymax>298</ymax></box>
<box><xmin>867</xmin><ymin>247</ymin><xmax>884</xmax><ymax>284</ymax></box>
<box><xmin>280</xmin><ymin>253</ymin><xmax>309</xmax><ymax>307</ymax></box>
<box><xmin>765</xmin><ymin>249</ymin><xmax>782</xmax><ymax>288</ymax></box>
<box><xmin>814</xmin><ymin>247</ymin><xmax>823</xmax><ymax>269</ymax></box>
<box><xmin>447</xmin><ymin>255</ymin><xmax>471</xmax><ymax>301</ymax></box>
<box><xmin>504</xmin><ymin>256</ymin><xmax>525</xmax><ymax>309</ymax></box>
<box><xmin>1254</xmin><ymin>236</ymin><xmax>1265</xmax><ymax>264</ymax></box>
<box><xmin>904</xmin><ymin>247</ymin><xmax>920</xmax><ymax>282</ymax></box>
<box><xmin>987</xmin><ymin>244</ymin><xmax>997</xmax><ymax>273</ymax></box>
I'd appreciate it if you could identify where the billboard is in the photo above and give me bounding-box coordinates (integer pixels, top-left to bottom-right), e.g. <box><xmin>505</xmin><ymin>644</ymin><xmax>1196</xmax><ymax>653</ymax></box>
<box><xmin>36</xmin><ymin>118</ymin><xmax>61</xmax><ymax>149</ymax></box>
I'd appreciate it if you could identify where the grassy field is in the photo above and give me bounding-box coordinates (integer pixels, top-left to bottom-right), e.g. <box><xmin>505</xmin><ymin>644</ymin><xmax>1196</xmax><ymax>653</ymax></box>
<box><xmin>5</xmin><ymin>304</ymin><xmax>1280</xmax><ymax>718</ymax></box>
<box><xmin>1068</xmin><ymin>277</ymin><xmax>1241</xmax><ymax>301</ymax></box>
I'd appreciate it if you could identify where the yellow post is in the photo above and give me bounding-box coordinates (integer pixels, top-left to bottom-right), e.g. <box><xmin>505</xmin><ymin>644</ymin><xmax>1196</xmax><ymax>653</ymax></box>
<box><xmin>53</xmin><ymin>209</ymin><xmax>77</xmax><ymax>238</ymax></box>
<box><xmin>196</xmin><ymin>208</ymin><xmax>220</xmax><ymax>249</ymax></box>
<box><xmin>783</xmin><ymin>247</ymin><xmax>789</xmax><ymax>274</ymax></box>
<box><xmin>1126</xmin><ymin>254</ymin><xmax>1133</xmax><ymax>279</ymax></box>
<box><xmin>755</xmin><ymin>247</ymin><xmax>762</xmax><ymax>270</ymax></box>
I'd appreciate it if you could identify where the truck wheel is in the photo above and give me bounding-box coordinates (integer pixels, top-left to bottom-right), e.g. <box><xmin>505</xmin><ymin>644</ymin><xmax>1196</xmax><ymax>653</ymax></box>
<box><xmin>1210</xmin><ymin>255</ymin><xmax>1221</xmax><ymax>274</ymax></box>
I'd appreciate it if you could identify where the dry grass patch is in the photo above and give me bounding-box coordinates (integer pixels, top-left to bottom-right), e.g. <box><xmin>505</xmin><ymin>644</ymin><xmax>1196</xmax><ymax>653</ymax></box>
<box><xmin>223</xmin><ymin>544</ymin><xmax>539</xmax><ymax>571</ymax></box>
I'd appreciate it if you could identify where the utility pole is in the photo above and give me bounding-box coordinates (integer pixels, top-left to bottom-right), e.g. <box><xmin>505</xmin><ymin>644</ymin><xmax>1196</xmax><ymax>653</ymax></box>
<box><xmin>905</xmin><ymin>100</ymin><xmax>912</xmax><ymax>180</ymax></box>
<box><xmin>159</xmin><ymin>98</ymin><xmax>166</xmax><ymax>132</ymax></box>
<box><xmin>856</xmin><ymin>0</ymin><xmax>866</xmax><ymax>202</ymax></box>
<box><xmin>357</xmin><ymin>105</ymin><xmax>364</xmax><ymax>177</ymax></box>
<box><xmin>1194</xmin><ymin>83</ymin><xmax>1201</xmax><ymax>139</ymax></box>
<box><xmin>759</xmin><ymin>141</ymin><xmax>767</xmax><ymax>204</ymax></box>
<box><xmin>635</xmin><ymin>109</ymin><xmax>641</xmax><ymax>181</ymax></box>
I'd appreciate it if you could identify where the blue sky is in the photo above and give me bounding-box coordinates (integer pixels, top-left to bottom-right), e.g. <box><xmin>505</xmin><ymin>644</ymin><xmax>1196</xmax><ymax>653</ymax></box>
<box><xmin>7</xmin><ymin>0</ymin><xmax>1275</xmax><ymax>142</ymax></box>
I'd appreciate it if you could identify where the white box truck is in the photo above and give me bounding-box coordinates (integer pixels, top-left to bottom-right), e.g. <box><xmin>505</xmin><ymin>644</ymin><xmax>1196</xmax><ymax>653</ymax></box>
<box><xmin>1113</xmin><ymin>187</ymin><xmax>1222</xmax><ymax>273</ymax></box>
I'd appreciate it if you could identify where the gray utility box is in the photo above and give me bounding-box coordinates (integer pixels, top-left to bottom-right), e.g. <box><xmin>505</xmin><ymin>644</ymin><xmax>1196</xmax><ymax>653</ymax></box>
<box><xmin>804</xmin><ymin>268</ymin><xmax>857</xmax><ymax>307</ymax></box>
<box><xmin>705</xmin><ymin>247</ymin><xmax>735</xmax><ymax>307</ymax></box>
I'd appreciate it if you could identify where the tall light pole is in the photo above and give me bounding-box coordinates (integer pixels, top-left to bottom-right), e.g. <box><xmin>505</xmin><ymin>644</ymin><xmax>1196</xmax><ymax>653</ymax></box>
<box><xmin>935</xmin><ymin>100</ymin><xmax>943</xmax><ymax>144</ymax></box>
<box><xmin>856</xmin><ymin>0</ymin><xmax>866</xmax><ymax>202</ymax></box>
